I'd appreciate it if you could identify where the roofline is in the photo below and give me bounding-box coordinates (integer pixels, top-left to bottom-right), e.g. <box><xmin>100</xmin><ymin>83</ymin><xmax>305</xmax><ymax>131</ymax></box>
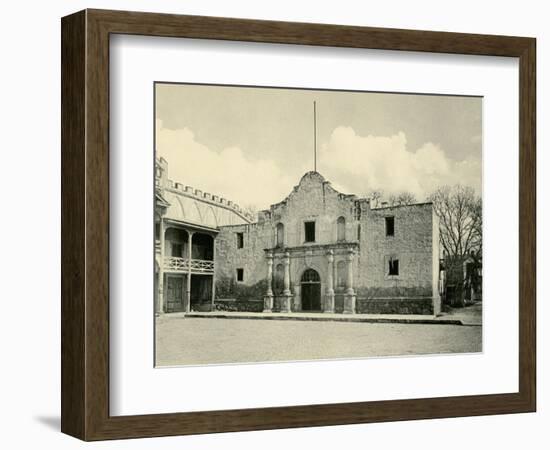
<box><xmin>372</xmin><ymin>201</ymin><xmax>434</xmax><ymax>210</ymax></box>
<box><xmin>163</xmin><ymin>218</ymin><xmax>219</xmax><ymax>235</ymax></box>
<box><xmin>267</xmin><ymin>171</ymin><xmax>361</xmax><ymax>211</ymax></box>
<box><xmin>164</xmin><ymin>186</ymin><xmax>253</xmax><ymax>224</ymax></box>
<box><xmin>218</xmin><ymin>222</ymin><xmax>257</xmax><ymax>229</ymax></box>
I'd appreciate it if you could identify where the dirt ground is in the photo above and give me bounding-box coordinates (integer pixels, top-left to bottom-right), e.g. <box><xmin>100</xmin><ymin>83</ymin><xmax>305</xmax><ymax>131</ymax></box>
<box><xmin>155</xmin><ymin>316</ymin><xmax>482</xmax><ymax>366</ymax></box>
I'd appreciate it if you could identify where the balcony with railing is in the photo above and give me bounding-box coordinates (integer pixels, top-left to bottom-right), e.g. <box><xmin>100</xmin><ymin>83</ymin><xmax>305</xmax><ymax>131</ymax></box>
<box><xmin>163</xmin><ymin>256</ymin><xmax>214</xmax><ymax>274</ymax></box>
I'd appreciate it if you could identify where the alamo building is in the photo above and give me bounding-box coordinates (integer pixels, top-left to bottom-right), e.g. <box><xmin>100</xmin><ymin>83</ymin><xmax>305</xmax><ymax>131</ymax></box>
<box><xmin>155</xmin><ymin>157</ymin><xmax>442</xmax><ymax>316</ymax></box>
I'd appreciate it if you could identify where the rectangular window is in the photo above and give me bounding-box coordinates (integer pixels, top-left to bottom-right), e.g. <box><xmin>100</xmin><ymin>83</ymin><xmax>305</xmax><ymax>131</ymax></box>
<box><xmin>385</xmin><ymin>216</ymin><xmax>395</xmax><ymax>236</ymax></box>
<box><xmin>304</xmin><ymin>221</ymin><xmax>316</xmax><ymax>242</ymax></box>
<box><xmin>236</xmin><ymin>268</ymin><xmax>244</xmax><ymax>282</ymax></box>
<box><xmin>171</xmin><ymin>242</ymin><xmax>183</xmax><ymax>257</ymax></box>
<box><xmin>236</xmin><ymin>232</ymin><xmax>244</xmax><ymax>249</ymax></box>
<box><xmin>388</xmin><ymin>258</ymin><xmax>399</xmax><ymax>276</ymax></box>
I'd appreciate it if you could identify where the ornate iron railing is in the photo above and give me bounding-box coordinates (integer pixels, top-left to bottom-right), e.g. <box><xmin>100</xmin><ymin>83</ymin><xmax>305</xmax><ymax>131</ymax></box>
<box><xmin>164</xmin><ymin>257</ymin><xmax>214</xmax><ymax>274</ymax></box>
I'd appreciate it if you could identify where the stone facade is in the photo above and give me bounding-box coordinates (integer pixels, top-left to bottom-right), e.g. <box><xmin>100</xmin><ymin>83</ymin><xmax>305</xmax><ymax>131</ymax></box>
<box><xmin>214</xmin><ymin>171</ymin><xmax>441</xmax><ymax>315</ymax></box>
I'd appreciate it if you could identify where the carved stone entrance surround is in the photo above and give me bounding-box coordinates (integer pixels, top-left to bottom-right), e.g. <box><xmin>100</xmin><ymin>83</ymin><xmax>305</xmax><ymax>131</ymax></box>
<box><xmin>265</xmin><ymin>242</ymin><xmax>358</xmax><ymax>313</ymax></box>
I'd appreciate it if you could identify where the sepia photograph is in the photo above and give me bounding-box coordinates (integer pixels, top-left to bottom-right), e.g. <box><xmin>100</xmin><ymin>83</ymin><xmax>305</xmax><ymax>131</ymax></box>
<box><xmin>154</xmin><ymin>83</ymin><xmax>483</xmax><ymax>367</ymax></box>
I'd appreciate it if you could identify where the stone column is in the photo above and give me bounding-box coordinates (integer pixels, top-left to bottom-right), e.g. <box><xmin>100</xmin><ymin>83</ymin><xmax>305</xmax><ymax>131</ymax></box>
<box><xmin>185</xmin><ymin>230</ymin><xmax>194</xmax><ymax>313</ymax></box>
<box><xmin>293</xmin><ymin>283</ymin><xmax>301</xmax><ymax>311</ymax></box>
<box><xmin>280</xmin><ymin>251</ymin><xmax>292</xmax><ymax>313</ymax></box>
<box><xmin>325</xmin><ymin>249</ymin><xmax>335</xmax><ymax>313</ymax></box>
<box><xmin>158</xmin><ymin>218</ymin><xmax>165</xmax><ymax>314</ymax></box>
<box><xmin>343</xmin><ymin>248</ymin><xmax>356</xmax><ymax>314</ymax></box>
<box><xmin>263</xmin><ymin>252</ymin><xmax>274</xmax><ymax>312</ymax></box>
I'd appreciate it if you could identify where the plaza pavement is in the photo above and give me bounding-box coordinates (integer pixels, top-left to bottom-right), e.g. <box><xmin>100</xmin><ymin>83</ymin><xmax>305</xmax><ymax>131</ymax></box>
<box><xmin>168</xmin><ymin>301</ymin><xmax>483</xmax><ymax>326</ymax></box>
<box><xmin>155</xmin><ymin>302</ymin><xmax>482</xmax><ymax>366</ymax></box>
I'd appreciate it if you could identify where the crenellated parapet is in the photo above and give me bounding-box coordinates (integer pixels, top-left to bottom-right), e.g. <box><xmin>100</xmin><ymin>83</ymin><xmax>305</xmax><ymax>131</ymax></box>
<box><xmin>163</xmin><ymin>178</ymin><xmax>254</xmax><ymax>223</ymax></box>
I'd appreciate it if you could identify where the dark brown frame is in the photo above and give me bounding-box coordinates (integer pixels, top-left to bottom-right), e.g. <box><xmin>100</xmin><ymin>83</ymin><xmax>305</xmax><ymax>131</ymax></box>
<box><xmin>61</xmin><ymin>9</ymin><xmax>536</xmax><ymax>441</ymax></box>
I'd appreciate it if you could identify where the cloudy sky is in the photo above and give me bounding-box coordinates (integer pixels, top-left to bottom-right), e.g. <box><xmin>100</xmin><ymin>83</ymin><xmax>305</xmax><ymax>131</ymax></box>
<box><xmin>156</xmin><ymin>83</ymin><xmax>482</xmax><ymax>210</ymax></box>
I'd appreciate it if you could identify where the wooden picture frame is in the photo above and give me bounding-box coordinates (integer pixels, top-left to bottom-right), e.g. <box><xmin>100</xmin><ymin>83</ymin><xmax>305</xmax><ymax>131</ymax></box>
<box><xmin>61</xmin><ymin>8</ymin><xmax>536</xmax><ymax>441</ymax></box>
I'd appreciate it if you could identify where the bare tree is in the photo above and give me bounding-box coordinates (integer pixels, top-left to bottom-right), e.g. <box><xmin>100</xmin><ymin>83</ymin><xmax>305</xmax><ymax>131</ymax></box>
<box><xmin>366</xmin><ymin>189</ymin><xmax>384</xmax><ymax>208</ymax></box>
<box><xmin>428</xmin><ymin>184</ymin><xmax>482</xmax><ymax>260</ymax></box>
<box><xmin>241</xmin><ymin>204</ymin><xmax>259</xmax><ymax>222</ymax></box>
<box><xmin>467</xmin><ymin>196</ymin><xmax>482</xmax><ymax>258</ymax></box>
<box><xmin>428</xmin><ymin>185</ymin><xmax>482</xmax><ymax>306</ymax></box>
<box><xmin>388</xmin><ymin>191</ymin><xmax>417</xmax><ymax>206</ymax></box>
<box><xmin>366</xmin><ymin>189</ymin><xmax>417</xmax><ymax>207</ymax></box>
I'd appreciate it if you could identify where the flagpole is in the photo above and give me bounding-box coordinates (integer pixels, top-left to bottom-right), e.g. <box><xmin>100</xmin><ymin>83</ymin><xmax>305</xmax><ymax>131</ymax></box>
<box><xmin>313</xmin><ymin>101</ymin><xmax>317</xmax><ymax>172</ymax></box>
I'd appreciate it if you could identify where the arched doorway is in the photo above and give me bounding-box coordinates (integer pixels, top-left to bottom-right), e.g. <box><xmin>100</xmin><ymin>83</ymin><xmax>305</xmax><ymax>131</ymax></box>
<box><xmin>301</xmin><ymin>268</ymin><xmax>321</xmax><ymax>311</ymax></box>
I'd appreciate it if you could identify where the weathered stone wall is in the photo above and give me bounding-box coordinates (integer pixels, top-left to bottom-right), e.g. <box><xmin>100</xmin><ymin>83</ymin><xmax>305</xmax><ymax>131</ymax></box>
<box><xmin>432</xmin><ymin>210</ymin><xmax>442</xmax><ymax>314</ymax></box>
<box><xmin>214</xmin><ymin>172</ymin><xmax>440</xmax><ymax>314</ymax></box>
<box><xmin>268</xmin><ymin>172</ymin><xmax>364</xmax><ymax>248</ymax></box>
<box><xmin>214</xmin><ymin>299</ymin><xmax>264</xmax><ymax>312</ymax></box>
<box><xmin>215</xmin><ymin>172</ymin><xmax>364</xmax><ymax>302</ymax></box>
<box><xmin>357</xmin><ymin>297</ymin><xmax>434</xmax><ymax>315</ymax></box>
<box><xmin>215</xmin><ymin>222</ymin><xmax>271</xmax><ymax>297</ymax></box>
<box><xmin>359</xmin><ymin>203</ymin><xmax>439</xmax><ymax>311</ymax></box>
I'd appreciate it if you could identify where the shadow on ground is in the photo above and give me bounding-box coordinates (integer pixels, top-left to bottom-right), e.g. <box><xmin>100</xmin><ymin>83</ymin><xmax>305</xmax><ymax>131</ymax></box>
<box><xmin>34</xmin><ymin>415</ymin><xmax>60</xmax><ymax>431</ymax></box>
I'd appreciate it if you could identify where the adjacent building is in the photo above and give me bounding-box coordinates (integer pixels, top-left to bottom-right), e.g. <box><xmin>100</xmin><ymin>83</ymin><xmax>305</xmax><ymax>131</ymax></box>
<box><xmin>155</xmin><ymin>158</ymin><xmax>441</xmax><ymax>315</ymax></box>
<box><xmin>155</xmin><ymin>158</ymin><xmax>253</xmax><ymax>313</ymax></box>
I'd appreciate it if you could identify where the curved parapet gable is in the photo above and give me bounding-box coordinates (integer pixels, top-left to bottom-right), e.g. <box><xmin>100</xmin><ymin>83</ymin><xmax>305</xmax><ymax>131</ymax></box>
<box><xmin>268</xmin><ymin>170</ymin><xmax>366</xmax><ymax>218</ymax></box>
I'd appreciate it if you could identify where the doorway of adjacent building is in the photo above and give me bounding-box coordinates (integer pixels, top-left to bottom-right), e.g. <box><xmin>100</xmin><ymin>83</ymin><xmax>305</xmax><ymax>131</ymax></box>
<box><xmin>165</xmin><ymin>275</ymin><xmax>185</xmax><ymax>312</ymax></box>
<box><xmin>190</xmin><ymin>274</ymin><xmax>213</xmax><ymax>311</ymax></box>
<box><xmin>301</xmin><ymin>268</ymin><xmax>321</xmax><ymax>311</ymax></box>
